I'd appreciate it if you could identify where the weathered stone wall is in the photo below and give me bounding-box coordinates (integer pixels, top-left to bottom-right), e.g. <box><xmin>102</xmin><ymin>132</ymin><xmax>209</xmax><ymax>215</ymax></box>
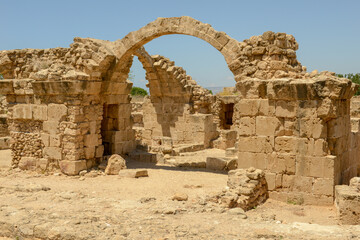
<box><xmin>335</xmin><ymin>177</ymin><xmax>360</xmax><ymax>225</ymax></box>
<box><xmin>133</xmin><ymin>50</ymin><xmax>217</xmax><ymax>152</ymax></box>
<box><xmin>0</xmin><ymin>95</ymin><xmax>8</xmax><ymax>138</ymax></box>
<box><xmin>0</xmin><ymin>38</ymin><xmax>117</xmax><ymax>81</ymax></box>
<box><xmin>349</xmin><ymin>96</ymin><xmax>360</xmax><ymax>180</ymax></box>
<box><xmin>235</xmin><ymin>77</ymin><xmax>355</xmax><ymax>205</ymax></box>
<box><xmin>2</xmin><ymin>80</ymin><xmax>108</xmax><ymax>173</ymax></box>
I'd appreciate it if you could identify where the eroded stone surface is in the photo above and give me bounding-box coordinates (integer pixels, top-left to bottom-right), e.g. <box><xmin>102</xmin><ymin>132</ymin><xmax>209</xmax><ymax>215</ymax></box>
<box><xmin>105</xmin><ymin>154</ymin><xmax>127</xmax><ymax>175</ymax></box>
<box><xmin>335</xmin><ymin>178</ymin><xmax>360</xmax><ymax>225</ymax></box>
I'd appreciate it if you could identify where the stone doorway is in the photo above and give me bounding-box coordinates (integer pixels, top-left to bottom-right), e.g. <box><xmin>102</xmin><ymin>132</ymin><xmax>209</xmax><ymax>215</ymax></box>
<box><xmin>221</xmin><ymin>103</ymin><xmax>234</xmax><ymax>130</ymax></box>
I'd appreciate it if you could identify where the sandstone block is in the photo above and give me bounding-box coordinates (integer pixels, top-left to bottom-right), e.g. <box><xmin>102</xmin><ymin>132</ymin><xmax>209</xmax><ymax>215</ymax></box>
<box><xmin>18</xmin><ymin>157</ymin><xmax>37</xmax><ymax>170</ymax></box>
<box><xmin>0</xmin><ymin>137</ymin><xmax>10</xmax><ymax>150</ymax></box>
<box><xmin>43</xmin><ymin>147</ymin><xmax>62</xmax><ymax>160</ymax></box>
<box><xmin>206</xmin><ymin>157</ymin><xmax>227</xmax><ymax>170</ymax></box>
<box><xmin>265</xmin><ymin>172</ymin><xmax>276</xmax><ymax>191</ymax></box>
<box><xmin>238</xmin><ymin>117</ymin><xmax>255</xmax><ymax>136</ymax></box>
<box><xmin>275</xmin><ymin>136</ymin><xmax>308</xmax><ymax>154</ymax></box>
<box><xmin>256</xmin><ymin>116</ymin><xmax>282</xmax><ymax>136</ymax></box>
<box><xmin>84</xmin><ymin>147</ymin><xmax>95</xmax><ymax>159</ymax></box>
<box><xmin>296</xmin><ymin>155</ymin><xmax>336</xmax><ymax>178</ymax></box>
<box><xmin>275</xmin><ymin>100</ymin><xmax>296</xmax><ymax>118</ymax></box>
<box><xmin>226</xmin><ymin>158</ymin><xmax>238</xmax><ymax>170</ymax></box>
<box><xmin>36</xmin><ymin>158</ymin><xmax>49</xmax><ymax>171</ymax></box>
<box><xmin>59</xmin><ymin>160</ymin><xmax>87</xmax><ymax>176</ymax></box>
<box><xmin>238</xmin><ymin>136</ymin><xmax>273</xmax><ymax>153</ymax></box>
<box><xmin>95</xmin><ymin>145</ymin><xmax>104</xmax><ymax>158</ymax></box>
<box><xmin>335</xmin><ymin>185</ymin><xmax>360</xmax><ymax>225</ymax></box>
<box><xmin>118</xmin><ymin>169</ymin><xmax>148</xmax><ymax>178</ymax></box>
<box><xmin>49</xmin><ymin>135</ymin><xmax>61</xmax><ymax>147</ymax></box>
<box><xmin>237</xmin><ymin>152</ymin><xmax>267</xmax><ymax>170</ymax></box>
<box><xmin>13</xmin><ymin>104</ymin><xmax>32</xmax><ymax>120</ymax></box>
<box><xmin>258</xmin><ymin>99</ymin><xmax>275</xmax><ymax>116</ymax></box>
<box><xmin>84</xmin><ymin>134</ymin><xmax>99</xmax><ymax>147</ymax></box>
<box><xmin>32</xmin><ymin>105</ymin><xmax>48</xmax><ymax>121</ymax></box>
<box><xmin>48</xmin><ymin>104</ymin><xmax>67</xmax><ymax>121</ymax></box>
<box><xmin>105</xmin><ymin>154</ymin><xmax>127</xmax><ymax>175</ymax></box>
<box><xmin>268</xmin><ymin>153</ymin><xmax>295</xmax><ymax>174</ymax></box>
<box><xmin>43</xmin><ymin>121</ymin><xmax>59</xmax><ymax>135</ymax></box>
<box><xmin>313</xmin><ymin>178</ymin><xmax>334</xmax><ymax>196</ymax></box>
<box><xmin>89</xmin><ymin>121</ymin><xmax>97</xmax><ymax>134</ymax></box>
<box><xmin>237</xmin><ymin>99</ymin><xmax>259</xmax><ymax>116</ymax></box>
<box><xmin>0</xmin><ymin>81</ymin><xmax>14</xmax><ymax>94</ymax></box>
<box><xmin>293</xmin><ymin>176</ymin><xmax>313</xmax><ymax>193</ymax></box>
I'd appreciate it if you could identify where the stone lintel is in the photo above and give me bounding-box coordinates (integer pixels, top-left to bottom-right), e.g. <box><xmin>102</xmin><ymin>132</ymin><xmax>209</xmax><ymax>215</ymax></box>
<box><xmin>32</xmin><ymin>80</ymin><xmax>102</xmax><ymax>96</ymax></box>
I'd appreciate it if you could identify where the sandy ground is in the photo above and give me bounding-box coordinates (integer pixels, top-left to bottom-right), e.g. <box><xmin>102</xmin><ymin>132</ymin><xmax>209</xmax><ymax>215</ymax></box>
<box><xmin>1</xmin><ymin>150</ymin><xmax>360</xmax><ymax>239</ymax></box>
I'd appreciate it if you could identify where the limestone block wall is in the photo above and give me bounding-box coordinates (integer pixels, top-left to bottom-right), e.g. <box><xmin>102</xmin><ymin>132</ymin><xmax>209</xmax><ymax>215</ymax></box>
<box><xmin>132</xmin><ymin>49</ymin><xmax>217</xmax><ymax>151</ymax></box>
<box><xmin>235</xmin><ymin>77</ymin><xmax>356</xmax><ymax>205</ymax></box>
<box><xmin>140</xmin><ymin>97</ymin><xmax>217</xmax><ymax>150</ymax></box>
<box><xmin>349</xmin><ymin>96</ymin><xmax>360</xmax><ymax>179</ymax></box>
<box><xmin>0</xmin><ymin>80</ymin><xmax>126</xmax><ymax>174</ymax></box>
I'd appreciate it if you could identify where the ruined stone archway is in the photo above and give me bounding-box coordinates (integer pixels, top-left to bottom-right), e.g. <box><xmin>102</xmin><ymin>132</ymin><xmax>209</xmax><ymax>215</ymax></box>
<box><xmin>128</xmin><ymin>47</ymin><xmax>216</xmax><ymax>152</ymax></box>
<box><xmin>108</xmin><ymin>16</ymin><xmax>240</xmax><ymax>84</ymax></box>
<box><xmin>0</xmin><ymin>16</ymin><xmax>358</xmax><ymax>206</ymax></box>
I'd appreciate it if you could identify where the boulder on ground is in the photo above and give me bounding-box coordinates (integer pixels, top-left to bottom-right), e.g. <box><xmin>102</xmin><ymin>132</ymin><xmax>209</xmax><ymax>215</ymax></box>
<box><xmin>105</xmin><ymin>154</ymin><xmax>126</xmax><ymax>175</ymax></box>
<box><xmin>171</xmin><ymin>193</ymin><xmax>188</xmax><ymax>201</ymax></box>
<box><xmin>206</xmin><ymin>157</ymin><xmax>227</xmax><ymax>170</ymax></box>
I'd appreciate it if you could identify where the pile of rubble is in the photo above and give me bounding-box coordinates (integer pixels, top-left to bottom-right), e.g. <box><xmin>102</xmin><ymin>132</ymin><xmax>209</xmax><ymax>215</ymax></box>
<box><xmin>207</xmin><ymin>167</ymin><xmax>268</xmax><ymax>210</ymax></box>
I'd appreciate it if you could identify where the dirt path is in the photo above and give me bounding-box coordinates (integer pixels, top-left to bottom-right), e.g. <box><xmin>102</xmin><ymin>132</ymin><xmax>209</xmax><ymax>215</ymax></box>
<box><xmin>0</xmin><ymin>151</ymin><xmax>360</xmax><ymax>239</ymax></box>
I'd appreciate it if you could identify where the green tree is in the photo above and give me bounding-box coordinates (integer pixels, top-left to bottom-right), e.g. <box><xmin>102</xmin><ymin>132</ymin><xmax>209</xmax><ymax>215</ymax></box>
<box><xmin>0</xmin><ymin>73</ymin><xmax>3</xmax><ymax>80</ymax></box>
<box><xmin>336</xmin><ymin>73</ymin><xmax>360</xmax><ymax>95</ymax></box>
<box><xmin>131</xmin><ymin>87</ymin><xmax>148</xmax><ymax>96</ymax></box>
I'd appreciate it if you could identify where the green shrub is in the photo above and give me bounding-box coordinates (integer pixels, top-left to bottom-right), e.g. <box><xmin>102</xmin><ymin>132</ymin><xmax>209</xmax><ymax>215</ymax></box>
<box><xmin>0</xmin><ymin>73</ymin><xmax>3</xmax><ymax>80</ymax></box>
<box><xmin>131</xmin><ymin>87</ymin><xmax>148</xmax><ymax>96</ymax></box>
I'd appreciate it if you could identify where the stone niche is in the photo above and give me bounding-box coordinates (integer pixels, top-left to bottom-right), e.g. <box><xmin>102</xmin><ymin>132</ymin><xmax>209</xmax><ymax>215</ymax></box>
<box><xmin>235</xmin><ymin>77</ymin><xmax>356</xmax><ymax>205</ymax></box>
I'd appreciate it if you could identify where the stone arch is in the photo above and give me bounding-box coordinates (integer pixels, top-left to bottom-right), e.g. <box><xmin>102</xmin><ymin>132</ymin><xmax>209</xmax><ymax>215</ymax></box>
<box><xmin>110</xmin><ymin>16</ymin><xmax>241</xmax><ymax>83</ymax></box>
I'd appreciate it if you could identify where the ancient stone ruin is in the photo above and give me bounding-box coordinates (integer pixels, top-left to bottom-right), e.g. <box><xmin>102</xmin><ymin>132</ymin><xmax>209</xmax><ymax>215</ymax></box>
<box><xmin>0</xmin><ymin>17</ymin><xmax>359</xmax><ymax>216</ymax></box>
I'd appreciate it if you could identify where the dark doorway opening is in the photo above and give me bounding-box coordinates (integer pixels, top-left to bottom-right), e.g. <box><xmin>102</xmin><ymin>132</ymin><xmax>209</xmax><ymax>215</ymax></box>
<box><xmin>221</xmin><ymin>103</ymin><xmax>234</xmax><ymax>130</ymax></box>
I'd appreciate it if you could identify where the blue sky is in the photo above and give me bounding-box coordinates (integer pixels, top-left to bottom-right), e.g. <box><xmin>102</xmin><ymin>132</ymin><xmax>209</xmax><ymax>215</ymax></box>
<box><xmin>2</xmin><ymin>0</ymin><xmax>360</xmax><ymax>89</ymax></box>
